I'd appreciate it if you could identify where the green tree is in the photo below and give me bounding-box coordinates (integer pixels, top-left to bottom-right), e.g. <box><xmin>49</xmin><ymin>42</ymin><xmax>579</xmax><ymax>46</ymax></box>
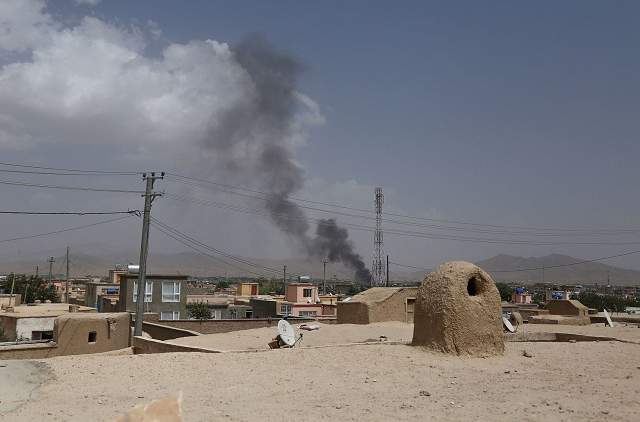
<box><xmin>187</xmin><ymin>302</ymin><xmax>212</xmax><ymax>320</ymax></box>
<box><xmin>259</xmin><ymin>277</ymin><xmax>283</xmax><ymax>295</ymax></box>
<box><xmin>216</xmin><ymin>280</ymin><xmax>230</xmax><ymax>291</ymax></box>
<box><xmin>495</xmin><ymin>282</ymin><xmax>515</xmax><ymax>302</ymax></box>
<box><xmin>0</xmin><ymin>274</ymin><xmax>58</xmax><ymax>304</ymax></box>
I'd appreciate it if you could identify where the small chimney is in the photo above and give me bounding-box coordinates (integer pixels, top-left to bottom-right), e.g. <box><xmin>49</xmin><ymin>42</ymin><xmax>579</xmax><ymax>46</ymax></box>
<box><xmin>6</xmin><ymin>306</ymin><xmax>14</xmax><ymax>313</ymax></box>
<box><xmin>69</xmin><ymin>305</ymin><xmax>79</xmax><ymax>313</ymax></box>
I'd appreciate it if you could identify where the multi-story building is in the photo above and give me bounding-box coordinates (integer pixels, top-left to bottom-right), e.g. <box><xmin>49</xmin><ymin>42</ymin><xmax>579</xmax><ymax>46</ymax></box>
<box><xmin>117</xmin><ymin>274</ymin><xmax>188</xmax><ymax>320</ymax></box>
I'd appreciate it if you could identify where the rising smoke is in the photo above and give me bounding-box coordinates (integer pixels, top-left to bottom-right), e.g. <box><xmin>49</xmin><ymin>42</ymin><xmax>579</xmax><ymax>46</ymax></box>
<box><xmin>204</xmin><ymin>33</ymin><xmax>371</xmax><ymax>283</ymax></box>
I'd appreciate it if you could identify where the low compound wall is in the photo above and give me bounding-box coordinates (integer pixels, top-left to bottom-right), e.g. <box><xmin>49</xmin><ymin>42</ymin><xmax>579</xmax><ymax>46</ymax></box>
<box><xmin>504</xmin><ymin>331</ymin><xmax>618</xmax><ymax>343</ymax></box>
<box><xmin>0</xmin><ymin>342</ymin><xmax>58</xmax><ymax>360</ymax></box>
<box><xmin>132</xmin><ymin>336</ymin><xmax>222</xmax><ymax>354</ymax></box>
<box><xmin>142</xmin><ymin>322</ymin><xmax>200</xmax><ymax>341</ymax></box>
<box><xmin>152</xmin><ymin>317</ymin><xmax>316</xmax><ymax>335</ymax></box>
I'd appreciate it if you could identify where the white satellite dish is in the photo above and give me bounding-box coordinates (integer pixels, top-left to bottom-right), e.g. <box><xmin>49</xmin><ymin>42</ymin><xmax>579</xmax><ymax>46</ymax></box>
<box><xmin>278</xmin><ymin>319</ymin><xmax>297</xmax><ymax>346</ymax></box>
<box><xmin>603</xmin><ymin>309</ymin><xmax>614</xmax><ymax>327</ymax></box>
<box><xmin>503</xmin><ymin>316</ymin><xmax>515</xmax><ymax>333</ymax></box>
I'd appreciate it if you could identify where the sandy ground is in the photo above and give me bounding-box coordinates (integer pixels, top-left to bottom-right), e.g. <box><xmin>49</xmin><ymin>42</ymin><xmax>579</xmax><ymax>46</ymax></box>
<box><xmin>168</xmin><ymin>321</ymin><xmax>414</xmax><ymax>351</ymax></box>
<box><xmin>1</xmin><ymin>322</ymin><xmax>640</xmax><ymax>421</ymax></box>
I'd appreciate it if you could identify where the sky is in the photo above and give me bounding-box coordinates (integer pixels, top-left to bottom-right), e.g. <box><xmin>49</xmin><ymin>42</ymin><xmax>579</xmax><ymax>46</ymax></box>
<box><xmin>1</xmin><ymin>0</ymin><xmax>639</xmax><ymax>279</ymax></box>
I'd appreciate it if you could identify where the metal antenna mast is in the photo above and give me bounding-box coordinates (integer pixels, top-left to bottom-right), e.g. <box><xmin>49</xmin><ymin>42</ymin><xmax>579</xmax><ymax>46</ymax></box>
<box><xmin>372</xmin><ymin>187</ymin><xmax>385</xmax><ymax>287</ymax></box>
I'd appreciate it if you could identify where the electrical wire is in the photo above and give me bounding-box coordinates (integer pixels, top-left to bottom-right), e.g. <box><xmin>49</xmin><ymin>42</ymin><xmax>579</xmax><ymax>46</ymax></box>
<box><xmin>0</xmin><ymin>180</ymin><xmax>144</xmax><ymax>194</ymax></box>
<box><xmin>0</xmin><ymin>210</ymin><xmax>140</xmax><ymax>216</ymax></box>
<box><xmin>150</xmin><ymin>217</ymin><xmax>282</xmax><ymax>274</ymax></box>
<box><xmin>149</xmin><ymin>221</ymin><xmax>272</xmax><ymax>278</ymax></box>
<box><xmin>163</xmin><ymin>193</ymin><xmax>640</xmax><ymax>246</ymax></box>
<box><xmin>166</xmin><ymin>173</ymin><xmax>639</xmax><ymax>234</ymax></box>
<box><xmin>165</xmin><ymin>182</ymin><xmax>634</xmax><ymax>237</ymax></box>
<box><xmin>0</xmin><ymin>162</ymin><xmax>140</xmax><ymax>175</ymax></box>
<box><xmin>0</xmin><ymin>161</ymin><xmax>634</xmax><ymax>234</ymax></box>
<box><xmin>0</xmin><ymin>215</ymin><xmax>135</xmax><ymax>243</ymax></box>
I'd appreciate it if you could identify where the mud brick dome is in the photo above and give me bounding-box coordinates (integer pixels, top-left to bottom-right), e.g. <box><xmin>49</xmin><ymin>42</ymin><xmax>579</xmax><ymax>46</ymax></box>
<box><xmin>412</xmin><ymin>261</ymin><xmax>504</xmax><ymax>356</ymax></box>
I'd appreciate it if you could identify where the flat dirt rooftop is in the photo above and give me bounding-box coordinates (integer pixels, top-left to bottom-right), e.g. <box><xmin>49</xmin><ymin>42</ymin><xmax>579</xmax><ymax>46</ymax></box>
<box><xmin>1</xmin><ymin>321</ymin><xmax>639</xmax><ymax>421</ymax></box>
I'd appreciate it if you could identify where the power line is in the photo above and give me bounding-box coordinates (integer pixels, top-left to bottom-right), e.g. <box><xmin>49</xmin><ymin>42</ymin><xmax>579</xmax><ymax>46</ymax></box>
<box><xmin>389</xmin><ymin>261</ymin><xmax>432</xmax><ymax>271</ymax></box>
<box><xmin>0</xmin><ymin>180</ymin><xmax>144</xmax><ymax>194</ymax></box>
<box><xmin>149</xmin><ymin>221</ymin><xmax>270</xmax><ymax>278</ymax></box>
<box><xmin>150</xmin><ymin>218</ymin><xmax>282</xmax><ymax>274</ymax></box>
<box><xmin>163</xmin><ymin>193</ymin><xmax>640</xmax><ymax>246</ymax></box>
<box><xmin>0</xmin><ymin>161</ymin><xmax>634</xmax><ymax>234</ymax></box>
<box><xmin>165</xmin><ymin>173</ymin><xmax>638</xmax><ymax>234</ymax></box>
<box><xmin>0</xmin><ymin>162</ymin><xmax>139</xmax><ymax>175</ymax></box>
<box><xmin>0</xmin><ymin>210</ymin><xmax>139</xmax><ymax>216</ymax></box>
<box><xmin>489</xmin><ymin>249</ymin><xmax>640</xmax><ymax>273</ymax></box>
<box><xmin>0</xmin><ymin>215</ymin><xmax>135</xmax><ymax>243</ymax></box>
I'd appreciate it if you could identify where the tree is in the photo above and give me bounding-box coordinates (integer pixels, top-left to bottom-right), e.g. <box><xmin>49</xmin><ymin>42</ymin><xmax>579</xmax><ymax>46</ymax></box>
<box><xmin>187</xmin><ymin>302</ymin><xmax>212</xmax><ymax>320</ymax></box>
<box><xmin>495</xmin><ymin>282</ymin><xmax>514</xmax><ymax>302</ymax></box>
<box><xmin>0</xmin><ymin>274</ymin><xmax>58</xmax><ymax>304</ymax></box>
<box><xmin>215</xmin><ymin>280</ymin><xmax>230</xmax><ymax>291</ymax></box>
<box><xmin>259</xmin><ymin>277</ymin><xmax>283</xmax><ymax>295</ymax></box>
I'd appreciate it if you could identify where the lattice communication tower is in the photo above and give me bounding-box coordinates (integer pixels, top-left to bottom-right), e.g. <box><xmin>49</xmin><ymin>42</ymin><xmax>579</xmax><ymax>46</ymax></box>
<box><xmin>372</xmin><ymin>187</ymin><xmax>385</xmax><ymax>286</ymax></box>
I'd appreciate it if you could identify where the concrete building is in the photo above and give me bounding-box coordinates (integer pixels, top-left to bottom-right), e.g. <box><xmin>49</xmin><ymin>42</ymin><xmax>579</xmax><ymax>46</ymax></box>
<box><xmin>248</xmin><ymin>284</ymin><xmax>337</xmax><ymax>318</ymax></box>
<box><xmin>186</xmin><ymin>295</ymin><xmax>253</xmax><ymax>319</ymax></box>
<box><xmin>337</xmin><ymin>287</ymin><xmax>418</xmax><ymax>324</ymax></box>
<box><xmin>237</xmin><ymin>282</ymin><xmax>259</xmax><ymax>297</ymax></box>
<box><xmin>117</xmin><ymin>274</ymin><xmax>188</xmax><ymax>321</ymax></box>
<box><xmin>0</xmin><ymin>303</ymin><xmax>97</xmax><ymax>341</ymax></box>
<box><xmin>512</xmin><ymin>292</ymin><xmax>532</xmax><ymax>303</ymax></box>
<box><xmin>84</xmin><ymin>283</ymin><xmax>120</xmax><ymax>309</ymax></box>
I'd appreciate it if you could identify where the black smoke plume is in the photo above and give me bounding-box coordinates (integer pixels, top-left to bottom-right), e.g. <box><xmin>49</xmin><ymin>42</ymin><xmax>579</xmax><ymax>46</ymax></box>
<box><xmin>203</xmin><ymin>33</ymin><xmax>371</xmax><ymax>283</ymax></box>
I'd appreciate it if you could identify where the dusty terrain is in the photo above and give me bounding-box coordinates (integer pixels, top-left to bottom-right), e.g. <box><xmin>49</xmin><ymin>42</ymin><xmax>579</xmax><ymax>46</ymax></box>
<box><xmin>1</xmin><ymin>321</ymin><xmax>640</xmax><ymax>421</ymax></box>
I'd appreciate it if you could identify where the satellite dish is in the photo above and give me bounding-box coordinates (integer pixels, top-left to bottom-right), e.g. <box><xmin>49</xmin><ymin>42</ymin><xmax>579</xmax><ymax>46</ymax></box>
<box><xmin>603</xmin><ymin>309</ymin><xmax>614</xmax><ymax>327</ymax></box>
<box><xmin>278</xmin><ymin>319</ymin><xmax>296</xmax><ymax>346</ymax></box>
<box><xmin>503</xmin><ymin>316</ymin><xmax>515</xmax><ymax>333</ymax></box>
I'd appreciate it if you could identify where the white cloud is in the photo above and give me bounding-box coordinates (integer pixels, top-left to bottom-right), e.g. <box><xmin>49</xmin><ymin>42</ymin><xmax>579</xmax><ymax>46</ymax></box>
<box><xmin>147</xmin><ymin>20</ymin><xmax>162</xmax><ymax>40</ymax></box>
<box><xmin>0</xmin><ymin>0</ymin><xmax>59</xmax><ymax>52</ymax></box>
<box><xmin>0</xmin><ymin>10</ymin><xmax>323</xmax><ymax>172</ymax></box>
<box><xmin>74</xmin><ymin>0</ymin><xmax>101</xmax><ymax>5</ymax></box>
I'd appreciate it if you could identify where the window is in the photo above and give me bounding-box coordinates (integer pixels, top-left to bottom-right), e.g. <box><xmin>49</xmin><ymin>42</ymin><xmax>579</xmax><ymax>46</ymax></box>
<box><xmin>88</xmin><ymin>331</ymin><xmax>97</xmax><ymax>342</ymax></box>
<box><xmin>211</xmin><ymin>310</ymin><xmax>219</xmax><ymax>319</ymax></box>
<box><xmin>31</xmin><ymin>331</ymin><xmax>54</xmax><ymax>340</ymax></box>
<box><xmin>299</xmin><ymin>311</ymin><xmax>318</xmax><ymax>317</ymax></box>
<box><xmin>245</xmin><ymin>310</ymin><xmax>253</xmax><ymax>319</ymax></box>
<box><xmin>303</xmin><ymin>288</ymin><xmax>312</xmax><ymax>298</ymax></box>
<box><xmin>162</xmin><ymin>281</ymin><xmax>181</xmax><ymax>302</ymax></box>
<box><xmin>161</xmin><ymin>310</ymin><xmax>180</xmax><ymax>320</ymax></box>
<box><xmin>133</xmin><ymin>281</ymin><xmax>153</xmax><ymax>302</ymax></box>
<box><xmin>280</xmin><ymin>304</ymin><xmax>292</xmax><ymax>315</ymax></box>
<box><xmin>229</xmin><ymin>309</ymin><xmax>238</xmax><ymax>319</ymax></box>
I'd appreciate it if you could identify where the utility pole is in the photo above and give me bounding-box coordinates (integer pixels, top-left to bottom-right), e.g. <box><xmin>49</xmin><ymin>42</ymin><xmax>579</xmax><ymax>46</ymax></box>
<box><xmin>47</xmin><ymin>257</ymin><xmax>55</xmax><ymax>287</ymax></box>
<box><xmin>65</xmin><ymin>244</ymin><xmax>70</xmax><ymax>304</ymax></box>
<box><xmin>134</xmin><ymin>172</ymin><xmax>164</xmax><ymax>337</ymax></box>
<box><xmin>386</xmin><ymin>255</ymin><xmax>389</xmax><ymax>287</ymax></box>
<box><xmin>36</xmin><ymin>266</ymin><xmax>39</xmax><ymax>277</ymax></box>
<box><xmin>283</xmin><ymin>266</ymin><xmax>287</xmax><ymax>290</ymax></box>
<box><xmin>9</xmin><ymin>249</ymin><xmax>19</xmax><ymax>306</ymax></box>
<box><xmin>323</xmin><ymin>261</ymin><xmax>328</xmax><ymax>295</ymax></box>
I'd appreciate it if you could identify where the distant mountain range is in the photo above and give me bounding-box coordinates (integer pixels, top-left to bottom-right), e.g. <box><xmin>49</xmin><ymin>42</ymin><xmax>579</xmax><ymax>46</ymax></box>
<box><xmin>2</xmin><ymin>246</ymin><xmax>639</xmax><ymax>286</ymax></box>
<box><xmin>407</xmin><ymin>253</ymin><xmax>640</xmax><ymax>285</ymax></box>
<box><xmin>0</xmin><ymin>243</ymin><xmax>354</xmax><ymax>280</ymax></box>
